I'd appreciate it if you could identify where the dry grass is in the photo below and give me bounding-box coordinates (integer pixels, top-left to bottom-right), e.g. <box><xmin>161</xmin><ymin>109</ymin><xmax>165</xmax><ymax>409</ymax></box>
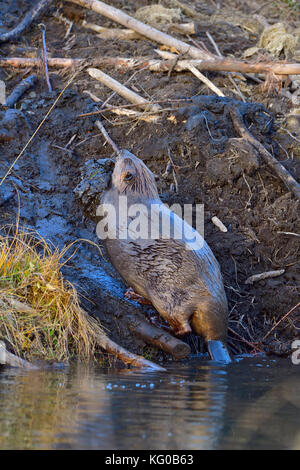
<box><xmin>0</xmin><ymin>226</ymin><xmax>104</xmax><ymax>362</ymax></box>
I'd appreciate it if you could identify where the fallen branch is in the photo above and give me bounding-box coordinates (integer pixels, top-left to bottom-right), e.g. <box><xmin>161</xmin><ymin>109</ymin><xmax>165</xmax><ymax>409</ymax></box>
<box><xmin>0</xmin><ymin>0</ymin><xmax>51</xmax><ymax>43</ymax></box>
<box><xmin>212</xmin><ymin>216</ymin><xmax>228</xmax><ymax>232</ymax></box>
<box><xmin>126</xmin><ymin>314</ymin><xmax>191</xmax><ymax>360</ymax></box>
<box><xmin>1</xmin><ymin>56</ymin><xmax>300</xmax><ymax>75</ymax></box>
<box><xmin>245</xmin><ymin>269</ymin><xmax>285</xmax><ymax>285</ymax></box>
<box><xmin>68</xmin><ymin>0</ymin><xmax>214</xmax><ymax>61</ymax></box>
<box><xmin>0</xmin><ymin>341</ymin><xmax>38</xmax><ymax>369</ymax></box>
<box><xmin>87</xmin><ymin>67</ymin><xmax>161</xmax><ymax>113</ymax></box>
<box><xmin>5</xmin><ymin>74</ymin><xmax>37</xmax><ymax>108</ymax></box>
<box><xmin>93</xmin><ymin>331</ymin><xmax>166</xmax><ymax>371</ymax></box>
<box><xmin>229</xmin><ymin>106</ymin><xmax>300</xmax><ymax>200</ymax></box>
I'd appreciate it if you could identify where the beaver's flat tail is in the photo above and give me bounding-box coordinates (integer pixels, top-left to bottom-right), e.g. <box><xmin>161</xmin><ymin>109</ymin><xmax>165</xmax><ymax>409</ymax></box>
<box><xmin>207</xmin><ymin>340</ymin><xmax>232</xmax><ymax>364</ymax></box>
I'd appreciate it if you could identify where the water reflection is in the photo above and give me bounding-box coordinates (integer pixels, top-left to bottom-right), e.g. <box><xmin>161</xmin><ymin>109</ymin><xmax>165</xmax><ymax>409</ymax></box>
<box><xmin>0</xmin><ymin>357</ymin><xmax>299</xmax><ymax>449</ymax></box>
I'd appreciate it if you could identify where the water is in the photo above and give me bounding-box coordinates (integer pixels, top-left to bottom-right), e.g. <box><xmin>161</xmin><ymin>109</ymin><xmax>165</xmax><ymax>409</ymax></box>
<box><xmin>0</xmin><ymin>356</ymin><xmax>299</xmax><ymax>450</ymax></box>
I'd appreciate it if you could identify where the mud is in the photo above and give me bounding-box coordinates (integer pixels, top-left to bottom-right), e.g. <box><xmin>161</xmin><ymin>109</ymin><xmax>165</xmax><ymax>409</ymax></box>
<box><xmin>0</xmin><ymin>0</ymin><xmax>299</xmax><ymax>362</ymax></box>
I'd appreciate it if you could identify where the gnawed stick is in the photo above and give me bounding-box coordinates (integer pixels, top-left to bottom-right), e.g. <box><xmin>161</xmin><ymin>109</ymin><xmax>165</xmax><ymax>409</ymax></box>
<box><xmin>88</xmin><ymin>67</ymin><xmax>161</xmax><ymax>113</ymax></box>
<box><xmin>68</xmin><ymin>0</ymin><xmax>214</xmax><ymax>61</ymax></box>
<box><xmin>93</xmin><ymin>331</ymin><xmax>166</xmax><ymax>371</ymax></box>
<box><xmin>1</xmin><ymin>56</ymin><xmax>300</xmax><ymax>75</ymax></box>
<box><xmin>39</xmin><ymin>23</ymin><xmax>52</xmax><ymax>93</ymax></box>
<box><xmin>245</xmin><ymin>269</ymin><xmax>285</xmax><ymax>285</ymax></box>
<box><xmin>229</xmin><ymin>106</ymin><xmax>300</xmax><ymax>200</ymax></box>
<box><xmin>126</xmin><ymin>314</ymin><xmax>191</xmax><ymax>360</ymax></box>
<box><xmin>0</xmin><ymin>0</ymin><xmax>51</xmax><ymax>43</ymax></box>
<box><xmin>5</xmin><ymin>74</ymin><xmax>37</xmax><ymax>108</ymax></box>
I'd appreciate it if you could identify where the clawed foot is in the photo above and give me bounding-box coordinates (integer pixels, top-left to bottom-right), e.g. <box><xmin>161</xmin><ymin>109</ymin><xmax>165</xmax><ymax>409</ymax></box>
<box><xmin>124</xmin><ymin>287</ymin><xmax>152</xmax><ymax>305</ymax></box>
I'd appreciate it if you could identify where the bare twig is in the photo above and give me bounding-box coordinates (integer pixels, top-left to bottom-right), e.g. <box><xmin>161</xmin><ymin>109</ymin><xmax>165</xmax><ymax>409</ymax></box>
<box><xmin>39</xmin><ymin>23</ymin><xmax>52</xmax><ymax>92</ymax></box>
<box><xmin>229</xmin><ymin>106</ymin><xmax>300</xmax><ymax>200</ymax></box>
<box><xmin>260</xmin><ymin>302</ymin><xmax>300</xmax><ymax>343</ymax></box>
<box><xmin>0</xmin><ymin>0</ymin><xmax>51</xmax><ymax>43</ymax></box>
<box><xmin>68</xmin><ymin>0</ymin><xmax>214</xmax><ymax>61</ymax></box>
<box><xmin>187</xmin><ymin>63</ymin><xmax>225</xmax><ymax>96</ymax></box>
<box><xmin>1</xmin><ymin>56</ymin><xmax>300</xmax><ymax>75</ymax></box>
<box><xmin>95</xmin><ymin>120</ymin><xmax>120</xmax><ymax>155</ymax></box>
<box><xmin>0</xmin><ymin>341</ymin><xmax>38</xmax><ymax>369</ymax></box>
<box><xmin>5</xmin><ymin>74</ymin><xmax>37</xmax><ymax>108</ymax></box>
<box><xmin>245</xmin><ymin>269</ymin><xmax>285</xmax><ymax>285</ymax></box>
<box><xmin>126</xmin><ymin>314</ymin><xmax>191</xmax><ymax>359</ymax></box>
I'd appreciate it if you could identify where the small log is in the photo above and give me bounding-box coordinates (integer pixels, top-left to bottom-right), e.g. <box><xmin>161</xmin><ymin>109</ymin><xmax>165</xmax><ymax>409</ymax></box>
<box><xmin>229</xmin><ymin>106</ymin><xmax>300</xmax><ymax>201</ymax></box>
<box><xmin>126</xmin><ymin>314</ymin><xmax>191</xmax><ymax>360</ymax></box>
<box><xmin>87</xmin><ymin>67</ymin><xmax>161</xmax><ymax>112</ymax></box>
<box><xmin>0</xmin><ymin>0</ymin><xmax>51</xmax><ymax>43</ymax></box>
<box><xmin>93</xmin><ymin>331</ymin><xmax>166</xmax><ymax>371</ymax></box>
<box><xmin>5</xmin><ymin>74</ymin><xmax>37</xmax><ymax>108</ymax></box>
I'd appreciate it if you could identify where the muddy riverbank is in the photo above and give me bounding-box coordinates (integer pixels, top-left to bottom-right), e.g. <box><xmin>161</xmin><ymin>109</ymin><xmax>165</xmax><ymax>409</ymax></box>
<box><xmin>0</xmin><ymin>0</ymin><xmax>299</xmax><ymax>364</ymax></box>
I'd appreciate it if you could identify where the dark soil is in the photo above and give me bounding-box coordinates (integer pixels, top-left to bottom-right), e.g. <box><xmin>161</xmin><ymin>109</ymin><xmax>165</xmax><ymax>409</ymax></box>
<box><xmin>0</xmin><ymin>0</ymin><xmax>299</xmax><ymax>363</ymax></box>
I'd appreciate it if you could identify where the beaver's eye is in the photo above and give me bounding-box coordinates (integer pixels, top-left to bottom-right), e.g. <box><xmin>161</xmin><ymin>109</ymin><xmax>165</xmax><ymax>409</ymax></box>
<box><xmin>124</xmin><ymin>171</ymin><xmax>134</xmax><ymax>181</ymax></box>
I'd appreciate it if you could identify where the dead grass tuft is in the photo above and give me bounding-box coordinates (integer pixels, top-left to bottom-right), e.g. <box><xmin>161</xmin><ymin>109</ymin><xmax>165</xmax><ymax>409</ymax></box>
<box><xmin>0</xmin><ymin>226</ymin><xmax>104</xmax><ymax>363</ymax></box>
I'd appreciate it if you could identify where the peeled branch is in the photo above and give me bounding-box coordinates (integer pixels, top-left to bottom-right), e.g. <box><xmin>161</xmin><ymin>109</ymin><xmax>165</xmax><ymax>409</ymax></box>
<box><xmin>126</xmin><ymin>313</ymin><xmax>191</xmax><ymax>360</ymax></box>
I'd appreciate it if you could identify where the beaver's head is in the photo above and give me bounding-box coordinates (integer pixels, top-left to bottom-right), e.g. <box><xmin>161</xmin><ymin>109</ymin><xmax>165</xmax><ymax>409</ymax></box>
<box><xmin>111</xmin><ymin>150</ymin><xmax>159</xmax><ymax>199</ymax></box>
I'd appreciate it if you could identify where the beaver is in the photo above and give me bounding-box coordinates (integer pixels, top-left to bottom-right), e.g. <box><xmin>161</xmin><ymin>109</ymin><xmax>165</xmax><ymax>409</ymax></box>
<box><xmin>99</xmin><ymin>150</ymin><xmax>231</xmax><ymax>363</ymax></box>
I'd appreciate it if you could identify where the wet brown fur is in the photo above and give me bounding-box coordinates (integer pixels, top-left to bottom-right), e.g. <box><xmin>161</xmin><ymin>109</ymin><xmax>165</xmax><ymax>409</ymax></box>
<box><xmin>102</xmin><ymin>150</ymin><xmax>229</xmax><ymax>351</ymax></box>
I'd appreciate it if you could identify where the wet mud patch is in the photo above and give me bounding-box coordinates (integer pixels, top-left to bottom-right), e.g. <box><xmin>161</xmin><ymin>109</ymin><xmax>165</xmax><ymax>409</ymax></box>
<box><xmin>0</xmin><ymin>0</ymin><xmax>299</xmax><ymax>362</ymax></box>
